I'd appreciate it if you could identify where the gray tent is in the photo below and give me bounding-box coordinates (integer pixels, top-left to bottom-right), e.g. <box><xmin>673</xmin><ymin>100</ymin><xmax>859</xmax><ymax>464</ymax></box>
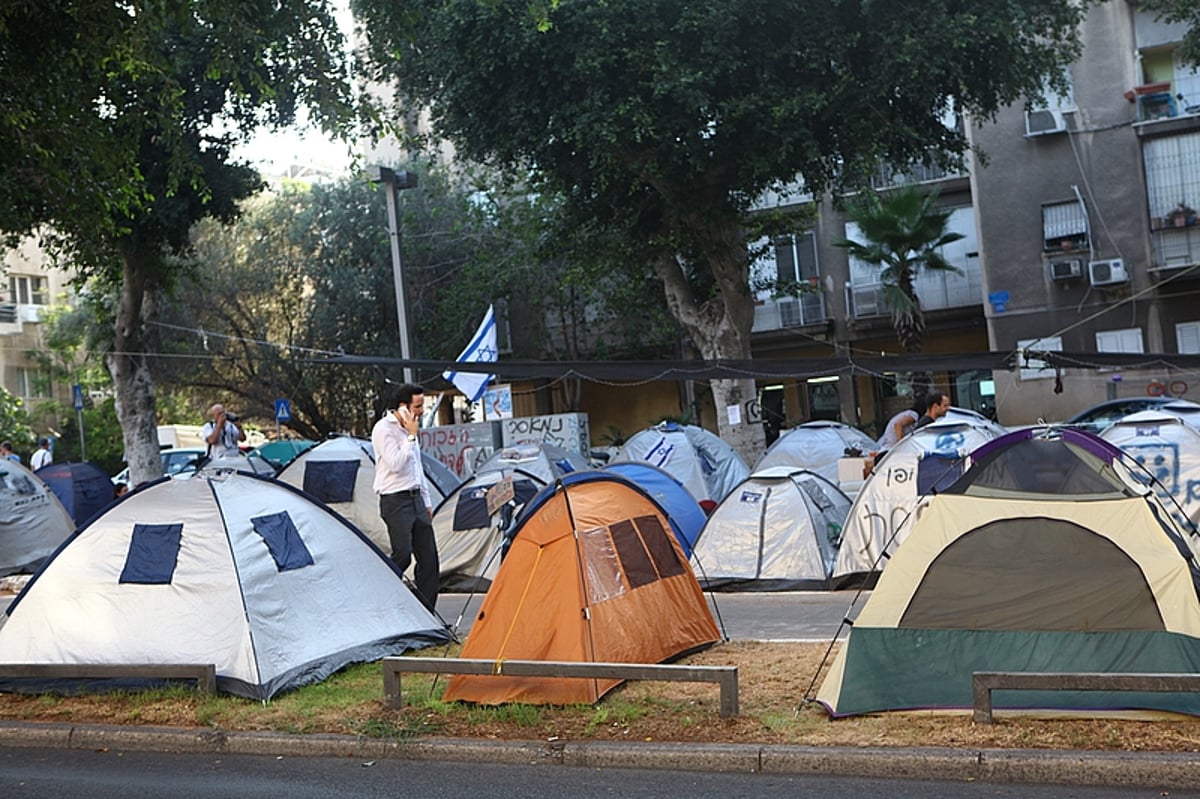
<box><xmin>0</xmin><ymin>458</ymin><xmax>74</xmax><ymax>576</ymax></box>
<box><xmin>429</xmin><ymin>443</ymin><xmax>588</xmax><ymax>592</ymax></box>
<box><xmin>276</xmin><ymin>436</ymin><xmax>460</xmax><ymax>552</ymax></box>
<box><xmin>612</xmin><ymin>422</ymin><xmax>749</xmax><ymax>505</ymax></box>
<box><xmin>0</xmin><ymin>472</ymin><xmax>450</xmax><ymax>700</ymax></box>
<box><xmin>690</xmin><ymin>467</ymin><xmax>851</xmax><ymax>590</ymax></box>
<box><xmin>753</xmin><ymin>421</ymin><xmax>876</xmax><ymax>484</ymax></box>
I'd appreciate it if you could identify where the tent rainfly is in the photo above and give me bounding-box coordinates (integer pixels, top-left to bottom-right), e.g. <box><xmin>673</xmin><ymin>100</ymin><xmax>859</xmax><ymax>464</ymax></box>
<box><xmin>444</xmin><ymin>472</ymin><xmax>720</xmax><ymax>706</ymax></box>
<box><xmin>611</xmin><ymin>421</ymin><xmax>750</xmax><ymax>506</ymax></box>
<box><xmin>0</xmin><ymin>459</ymin><xmax>74</xmax><ymax>576</ymax></box>
<box><xmin>818</xmin><ymin>428</ymin><xmax>1200</xmax><ymax>718</ymax></box>
<box><xmin>690</xmin><ymin>467</ymin><xmax>852</xmax><ymax>590</ymax></box>
<box><xmin>753</xmin><ymin>421</ymin><xmax>876</xmax><ymax>484</ymax></box>
<box><xmin>0</xmin><ymin>473</ymin><xmax>451</xmax><ymax>700</ymax></box>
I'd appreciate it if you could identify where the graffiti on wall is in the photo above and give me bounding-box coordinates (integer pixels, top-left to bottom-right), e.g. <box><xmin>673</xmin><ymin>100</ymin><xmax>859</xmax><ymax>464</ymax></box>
<box><xmin>418</xmin><ymin>422</ymin><xmax>499</xmax><ymax>478</ymax></box>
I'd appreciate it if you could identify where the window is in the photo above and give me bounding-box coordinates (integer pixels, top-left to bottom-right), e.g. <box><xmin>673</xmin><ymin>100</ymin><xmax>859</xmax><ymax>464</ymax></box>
<box><xmin>1144</xmin><ymin>132</ymin><xmax>1200</xmax><ymax>230</ymax></box>
<box><xmin>1043</xmin><ymin>200</ymin><xmax>1089</xmax><ymax>253</ymax></box>
<box><xmin>1178</xmin><ymin>321</ymin><xmax>1200</xmax><ymax>354</ymax></box>
<box><xmin>773</xmin><ymin>232</ymin><xmax>823</xmax><ymax>324</ymax></box>
<box><xmin>15</xmin><ymin>367</ymin><xmax>51</xmax><ymax>399</ymax></box>
<box><xmin>8</xmin><ymin>275</ymin><xmax>46</xmax><ymax>306</ymax></box>
<box><xmin>1096</xmin><ymin>328</ymin><xmax>1144</xmax><ymax>354</ymax></box>
<box><xmin>1175</xmin><ymin>49</ymin><xmax>1200</xmax><ymax>114</ymax></box>
<box><xmin>1018</xmin><ymin>336</ymin><xmax>1063</xmax><ymax>380</ymax></box>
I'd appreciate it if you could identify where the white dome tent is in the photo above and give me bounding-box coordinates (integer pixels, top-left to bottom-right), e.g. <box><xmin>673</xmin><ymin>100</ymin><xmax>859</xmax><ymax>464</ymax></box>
<box><xmin>0</xmin><ymin>473</ymin><xmax>450</xmax><ymax>700</ymax></box>
<box><xmin>830</xmin><ymin>410</ymin><xmax>1006</xmax><ymax>586</ymax></box>
<box><xmin>690</xmin><ymin>467</ymin><xmax>852</xmax><ymax>590</ymax></box>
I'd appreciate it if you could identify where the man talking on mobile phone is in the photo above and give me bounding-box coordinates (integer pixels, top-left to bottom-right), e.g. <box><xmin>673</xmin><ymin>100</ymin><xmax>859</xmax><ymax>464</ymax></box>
<box><xmin>371</xmin><ymin>383</ymin><xmax>439</xmax><ymax>612</ymax></box>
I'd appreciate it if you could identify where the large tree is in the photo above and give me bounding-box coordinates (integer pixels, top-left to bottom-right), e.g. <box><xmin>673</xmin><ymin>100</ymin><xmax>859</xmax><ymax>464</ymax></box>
<box><xmin>155</xmin><ymin>166</ymin><xmax>677</xmax><ymax>434</ymax></box>
<box><xmin>352</xmin><ymin>0</ymin><xmax>1090</xmax><ymax>460</ymax></box>
<box><xmin>1</xmin><ymin>0</ymin><xmax>358</xmax><ymax>484</ymax></box>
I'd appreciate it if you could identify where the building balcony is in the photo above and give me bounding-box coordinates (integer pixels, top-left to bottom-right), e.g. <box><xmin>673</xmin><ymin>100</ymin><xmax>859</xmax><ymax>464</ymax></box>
<box><xmin>844</xmin><ymin>267</ymin><xmax>984</xmax><ymax>321</ymax></box>
<box><xmin>751</xmin><ymin>294</ymin><xmax>827</xmax><ymax>332</ymax></box>
<box><xmin>1150</xmin><ymin>225</ymin><xmax>1200</xmax><ymax>272</ymax></box>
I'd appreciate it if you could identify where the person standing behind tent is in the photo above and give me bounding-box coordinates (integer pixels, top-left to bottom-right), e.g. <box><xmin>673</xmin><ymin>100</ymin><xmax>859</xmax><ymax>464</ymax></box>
<box><xmin>372</xmin><ymin>383</ymin><xmax>439</xmax><ymax>612</ymax></box>
<box><xmin>875</xmin><ymin>396</ymin><xmax>925</xmax><ymax>453</ymax></box>
<box><xmin>914</xmin><ymin>392</ymin><xmax>951</xmax><ymax>430</ymax></box>
<box><xmin>203</xmin><ymin>403</ymin><xmax>246</xmax><ymax>459</ymax></box>
<box><xmin>0</xmin><ymin>442</ymin><xmax>19</xmax><ymax>463</ymax></box>
<box><xmin>30</xmin><ymin>438</ymin><xmax>52</xmax><ymax>470</ymax></box>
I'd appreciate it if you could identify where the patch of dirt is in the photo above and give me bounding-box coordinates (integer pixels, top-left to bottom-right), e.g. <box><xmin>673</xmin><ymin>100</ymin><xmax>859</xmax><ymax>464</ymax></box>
<box><xmin>2</xmin><ymin>638</ymin><xmax>1200</xmax><ymax>752</ymax></box>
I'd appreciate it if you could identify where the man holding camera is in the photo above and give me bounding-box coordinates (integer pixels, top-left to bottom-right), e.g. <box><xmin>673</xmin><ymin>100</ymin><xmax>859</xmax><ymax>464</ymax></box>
<box><xmin>203</xmin><ymin>403</ymin><xmax>246</xmax><ymax>459</ymax></box>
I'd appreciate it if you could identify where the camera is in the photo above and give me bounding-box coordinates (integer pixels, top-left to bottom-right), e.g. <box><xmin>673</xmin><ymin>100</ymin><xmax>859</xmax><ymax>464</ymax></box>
<box><xmin>225</xmin><ymin>412</ymin><xmax>239</xmax><ymax>422</ymax></box>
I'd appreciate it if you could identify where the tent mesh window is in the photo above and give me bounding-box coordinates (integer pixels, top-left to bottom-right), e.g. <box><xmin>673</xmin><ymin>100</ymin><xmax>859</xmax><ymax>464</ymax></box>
<box><xmin>580</xmin><ymin>524</ymin><xmax>624</xmax><ymax>602</ymax></box>
<box><xmin>609</xmin><ymin>515</ymin><xmax>685</xmax><ymax>590</ymax></box>
<box><xmin>119</xmin><ymin>523</ymin><xmax>183</xmax><ymax>584</ymax></box>
<box><xmin>302</xmin><ymin>460</ymin><xmax>359</xmax><ymax>503</ymax></box>
<box><xmin>251</xmin><ymin>511</ymin><xmax>315</xmax><ymax>572</ymax></box>
<box><xmin>635</xmin><ymin>515</ymin><xmax>685</xmax><ymax>579</ymax></box>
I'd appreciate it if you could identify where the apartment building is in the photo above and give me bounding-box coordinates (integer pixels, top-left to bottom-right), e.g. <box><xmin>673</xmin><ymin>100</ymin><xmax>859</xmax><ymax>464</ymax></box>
<box><xmin>0</xmin><ymin>238</ymin><xmax>75</xmax><ymax>425</ymax></box>
<box><xmin>969</xmin><ymin>2</ymin><xmax>1200</xmax><ymax>427</ymax></box>
<box><xmin>747</xmin><ymin>0</ymin><xmax>1200</xmax><ymax>434</ymax></box>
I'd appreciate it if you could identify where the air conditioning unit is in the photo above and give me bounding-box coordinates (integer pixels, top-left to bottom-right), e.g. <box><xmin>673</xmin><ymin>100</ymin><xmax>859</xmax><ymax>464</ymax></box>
<box><xmin>1088</xmin><ymin>258</ymin><xmax>1129</xmax><ymax>287</ymax></box>
<box><xmin>17</xmin><ymin>305</ymin><xmax>41</xmax><ymax>323</ymax></box>
<box><xmin>1048</xmin><ymin>259</ymin><xmax>1083</xmax><ymax>281</ymax></box>
<box><xmin>1025</xmin><ymin>108</ymin><xmax>1068</xmax><ymax>137</ymax></box>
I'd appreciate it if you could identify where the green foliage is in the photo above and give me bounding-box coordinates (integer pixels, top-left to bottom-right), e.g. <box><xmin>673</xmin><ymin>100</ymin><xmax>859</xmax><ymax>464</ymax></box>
<box><xmin>0</xmin><ymin>0</ymin><xmax>360</xmax><ymax>261</ymax></box>
<box><xmin>1139</xmin><ymin>1</ymin><xmax>1200</xmax><ymax>65</ymax></box>
<box><xmin>352</xmin><ymin>0</ymin><xmax>1091</xmax><ymax>395</ymax></box>
<box><xmin>41</xmin><ymin>397</ymin><xmax>127</xmax><ymax>476</ymax></box>
<box><xmin>833</xmin><ymin>186</ymin><xmax>965</xmax><ymax>353</ymax></box>
<box><xmin>0</xmin><ymin>387</ymin><xmax>36</xmax><ymax>453</ymax></box>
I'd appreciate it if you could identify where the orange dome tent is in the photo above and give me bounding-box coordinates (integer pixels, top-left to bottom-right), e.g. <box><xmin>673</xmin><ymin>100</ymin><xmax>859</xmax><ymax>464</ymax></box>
<box><xmin>444</xmin><ymin>471</ymin><xmax>720</xmax><ymax>705</ymax></box>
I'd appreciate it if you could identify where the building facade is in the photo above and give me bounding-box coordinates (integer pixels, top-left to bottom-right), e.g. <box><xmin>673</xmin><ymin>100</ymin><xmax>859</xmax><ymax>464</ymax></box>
<box><xmin>0</xmin><ymin>238</ymin><xmax>74</xmax><ymax>430</ymax></box>
<box><xmin>743</xmin><ymin>0</ymin><xmax>1200</xmax><ymax>436</ymax></box>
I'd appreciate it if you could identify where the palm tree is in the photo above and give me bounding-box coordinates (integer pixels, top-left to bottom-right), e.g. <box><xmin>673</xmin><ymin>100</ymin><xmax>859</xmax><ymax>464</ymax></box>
<box><xmin>835</xmin><ymin>185</ymin><xmax>964</xmax><ymax>353</ymax></box>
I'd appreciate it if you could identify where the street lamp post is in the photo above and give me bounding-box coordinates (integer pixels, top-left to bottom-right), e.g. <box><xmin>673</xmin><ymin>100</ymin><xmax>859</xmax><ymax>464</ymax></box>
<box><xmin>368</xmin><ymin>165</ymin><xmax>419</xmax><ymax>383</ymax></box>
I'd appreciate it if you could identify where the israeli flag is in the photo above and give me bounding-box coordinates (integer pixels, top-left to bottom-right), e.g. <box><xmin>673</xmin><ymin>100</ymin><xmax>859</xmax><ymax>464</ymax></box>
<box><xmin>443</xmin><ymin>305</ymin><xmax>498</xmax><ymax>402</ymax></box>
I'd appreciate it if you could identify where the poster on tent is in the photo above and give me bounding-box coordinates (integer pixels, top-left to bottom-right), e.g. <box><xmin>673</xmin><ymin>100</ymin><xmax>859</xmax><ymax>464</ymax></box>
<box><xmin>472</xmin><ymin>384</ymin><xmax>513</xmax><ymax>420</ymax></box>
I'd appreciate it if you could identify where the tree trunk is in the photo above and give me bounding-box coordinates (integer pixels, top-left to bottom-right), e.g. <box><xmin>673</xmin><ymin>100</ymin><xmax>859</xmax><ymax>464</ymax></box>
<box><xmin>653</xmin><ymin>218</ymin><xmax>765</xmax><ymax>466</ymax></box>
<box><xmin>104</xmin><ymin>243</ymin><xmax>163</xmax><ymax>487</ymax></box>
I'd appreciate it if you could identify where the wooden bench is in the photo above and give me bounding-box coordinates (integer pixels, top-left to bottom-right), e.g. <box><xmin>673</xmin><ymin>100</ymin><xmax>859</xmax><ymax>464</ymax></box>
<box><xmin>0</xmin><ymin>664</ymin><xmax>217</xmax><ymax>694</ymax></box>
<box><xmin>972</xmin><ymin>671</ymin><xmax>1200</xmax><ymax>723</ymax></box>
<box><xmin>383</xmin><ymin>657</ymin><xmax>739</xmax><ymax>717</ymax></box>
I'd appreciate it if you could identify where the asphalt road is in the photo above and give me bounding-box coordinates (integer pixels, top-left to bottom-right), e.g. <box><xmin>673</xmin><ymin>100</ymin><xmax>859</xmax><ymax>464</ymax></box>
<box><xmin>436</xmin><ymin>589</ymin><xmax>867</xmax><ymax>642</ymax></box>
<box><xmin>2</xmin><ymin>747</ymin><xmax>1190</xmax><ymax>799</ymax></box>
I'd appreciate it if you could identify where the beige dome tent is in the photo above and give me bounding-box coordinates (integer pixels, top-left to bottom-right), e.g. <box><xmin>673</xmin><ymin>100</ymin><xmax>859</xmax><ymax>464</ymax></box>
<box><xmin>817</xmin><ymin>428</ymin><xmax>1200</xmax><ymax>718</ymax></box>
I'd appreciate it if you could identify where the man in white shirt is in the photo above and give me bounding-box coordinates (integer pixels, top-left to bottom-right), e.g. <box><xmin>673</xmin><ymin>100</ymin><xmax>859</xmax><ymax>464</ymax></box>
<box><xmin>202</xmin><ymin>403</ymin><xmax>246</xmax><ymax>460</ymax></box>
<box><xmin>30</xmin><ymin>438</ymin><xmax>52</xmax><ymax>470</ymax></box>
<box><xmin>372</xmin><ymin>383</ymin><xmax>439</xmax><ymax>611</ymax></box>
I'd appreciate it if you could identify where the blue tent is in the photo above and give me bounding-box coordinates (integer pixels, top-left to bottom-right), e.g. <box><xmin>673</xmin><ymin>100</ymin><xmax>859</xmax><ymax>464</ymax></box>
<box><xmin>603</xmin><ymin>461</ymin><xmax>708</xmax><ymax>557</ymax></box>
<box><xmin>509</xmin><ymin>468</ymin><xmax>707</xmax><ymax>559</ymax></box>
<box><xmin>35</xmin><ymin>461</ymin><xmax>114</xmax><ymax>526</ymax></box>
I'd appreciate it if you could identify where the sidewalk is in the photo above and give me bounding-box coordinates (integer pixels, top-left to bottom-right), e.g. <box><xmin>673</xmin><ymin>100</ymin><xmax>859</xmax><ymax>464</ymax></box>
<box><xmin>0</xmin><ymin>720</ymin><xmax>1197</xmax><ymax>789</ymax></box>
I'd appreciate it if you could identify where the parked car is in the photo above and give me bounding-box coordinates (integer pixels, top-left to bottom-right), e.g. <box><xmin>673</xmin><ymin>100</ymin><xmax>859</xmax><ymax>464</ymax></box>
<box><xmin>1064</xmin><ymin>397</ymin><xmax>1200</xmax><ymax>434</ymax></box>
<box><xmin>112</xmin><ymin>447</ymin><xmax>208</xmax><ymax>487</ymax></box>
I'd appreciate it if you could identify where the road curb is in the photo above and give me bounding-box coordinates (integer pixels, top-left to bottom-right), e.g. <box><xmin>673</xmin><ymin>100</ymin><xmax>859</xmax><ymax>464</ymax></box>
<box><xmin>0</xmin><ymin>720</ymin><xmax>1198</xmax><ymax>788</ymax></box>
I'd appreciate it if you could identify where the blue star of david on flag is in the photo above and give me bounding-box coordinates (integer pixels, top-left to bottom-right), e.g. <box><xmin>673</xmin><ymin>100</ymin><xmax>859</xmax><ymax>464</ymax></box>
<box><xmin>443</xmin><ymin>304</ymin><xmax>498</xmax><ymax>402</ymax></box>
